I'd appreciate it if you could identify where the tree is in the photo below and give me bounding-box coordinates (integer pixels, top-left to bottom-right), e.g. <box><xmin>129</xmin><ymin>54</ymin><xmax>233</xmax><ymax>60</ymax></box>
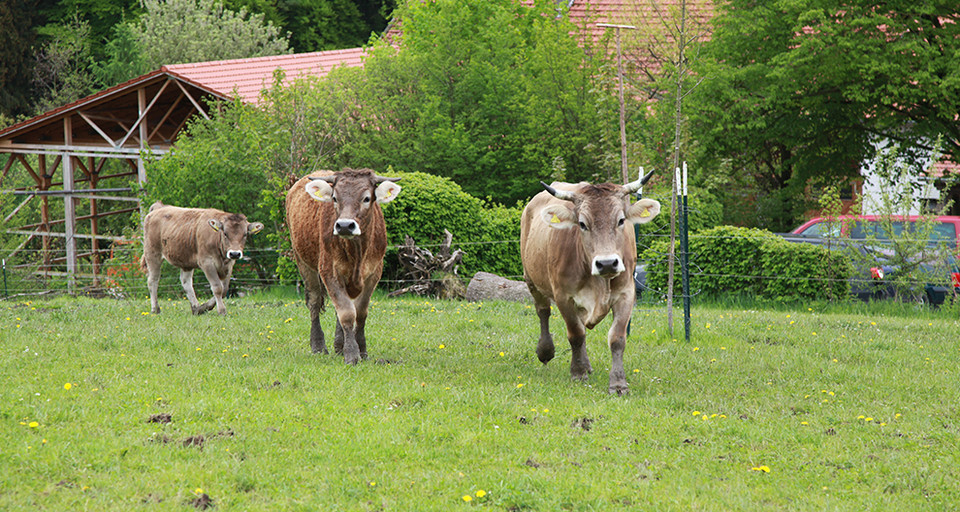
<box><xmin>0</xmin><ymin>0</ymin><xmax>43</xmax><ymax>120</ymax></box>
<box><xmin>133</xmin><ymin>0</ymin><xmax>291</xmax><ymax>68</ymax></box>
<box><xmin>690</xmin><ymin>1</ymin><xmax>960</xmax><ymax>231</ymax></box>
<box><xmin>333</xmin><ymin>0</ymin><xmax>610</xmax><ymax>204</ymax></box>
<box><xmin>31</xmin><ymin>14</ymin><xmax>97</xmax><ymax>114</ymax></box>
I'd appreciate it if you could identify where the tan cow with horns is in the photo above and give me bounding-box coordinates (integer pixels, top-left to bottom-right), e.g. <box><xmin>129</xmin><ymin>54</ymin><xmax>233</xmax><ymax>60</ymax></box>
<box><xmin>520</xmin><ymin>172</ymin><xmax>660</xmax><ymax>395</ymax></box>
<box><xmin>141</xmin><ymin>202</ymin><xmax>263</xmax><ymax>315</ymax></box>
<box><xmin>285</xmin><ymin>168</ymin><xmax>401</xmax><ymax>364</ymax></box>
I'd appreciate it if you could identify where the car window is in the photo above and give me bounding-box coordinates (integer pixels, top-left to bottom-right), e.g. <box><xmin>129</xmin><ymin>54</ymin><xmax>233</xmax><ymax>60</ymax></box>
<box><xmin>848</xmin><ymin>220</ymin><xmax>955</xmax><ymax>246</ymax></box>
<box><xmin>799</xmin><ymin>221</ymin><xmax>840</xmax><ymax>238</ymax></box>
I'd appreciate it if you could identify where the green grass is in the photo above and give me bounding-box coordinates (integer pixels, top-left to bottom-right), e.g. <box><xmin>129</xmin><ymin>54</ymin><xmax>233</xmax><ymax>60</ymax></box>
<box><xmin>2</xmin><ymin>289</ymin><xmax>959</xmax><ymax>510</ymax></box>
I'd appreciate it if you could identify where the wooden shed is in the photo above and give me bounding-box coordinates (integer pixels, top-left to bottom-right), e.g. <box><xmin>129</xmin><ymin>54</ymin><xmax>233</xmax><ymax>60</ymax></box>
<box><xmin>0</xmin><ymin>49</ymin><xmax>367</xmax><ymax>288</ymax></box>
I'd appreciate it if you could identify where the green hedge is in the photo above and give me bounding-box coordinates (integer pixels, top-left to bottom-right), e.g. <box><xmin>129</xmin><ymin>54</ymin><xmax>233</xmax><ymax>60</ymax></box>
<box><xmin>643</xmin><ymin>225</ymin><xmax>851</xmax><ymax>302</ymax></box>
<box><xmin>382</xmin><ymin>171</ymin><xmax>522</xmax><ymax>281</ymax></box>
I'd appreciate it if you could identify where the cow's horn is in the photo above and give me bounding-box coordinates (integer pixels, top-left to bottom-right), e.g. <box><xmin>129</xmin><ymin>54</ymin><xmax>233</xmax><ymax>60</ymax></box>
<box><xmin>623</xmin><ymin>168</ymin><xmax>655</xmax><ymax>193</ymax></box>
<box><xmin>375</xmin><ymin>175</ymin><xmax>402</xmax><ymax>183</ymax></box>
<box><xmin>540</xmin><ymin>181</ymin><xmax>576</xmax><ymax>201</ymax></box>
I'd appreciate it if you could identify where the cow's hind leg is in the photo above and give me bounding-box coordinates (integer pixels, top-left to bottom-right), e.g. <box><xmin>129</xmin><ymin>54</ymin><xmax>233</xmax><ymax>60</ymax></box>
<box><xmin>334</xmin><ymin>318</ymin><xmax>344</xmax><ymax>355</ymax></box>
<box><xmin>557</xmin><ymin>300</ymin><xmax>591</xmax><ymax>381</ymax></box>
<box><xmin>144</xmin><ymin>254</ymin><xmax>163</xmax><ymax>314</ymax></box>
<box><xmin>527</xmin><ymin>284</ymin><xmax>554</xmax><ymax>364</ymax></box>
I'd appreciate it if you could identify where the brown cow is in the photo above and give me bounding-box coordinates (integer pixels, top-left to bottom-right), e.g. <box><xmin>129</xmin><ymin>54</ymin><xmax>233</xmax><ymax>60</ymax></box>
<box><xmin>141</xmin><ymin>202</ymin><xmax>263</xmax><ymax>315</ymax></box>
<box><xmin>520</xmin><ymin>174</ymin><xmax>660</xmax><ymax>395</ymax></box>
<box><xmin>285</xmin><ymin>168</ymin><xmax>401</xmax><ymax>364</ymax></box>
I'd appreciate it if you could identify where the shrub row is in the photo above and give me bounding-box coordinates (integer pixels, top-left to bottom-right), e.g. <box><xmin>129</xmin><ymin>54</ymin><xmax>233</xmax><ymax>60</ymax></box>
<box><xmin>643</xmin><ymin>225</ymin><xmax>851</xmax><ymax>302</ymax></box>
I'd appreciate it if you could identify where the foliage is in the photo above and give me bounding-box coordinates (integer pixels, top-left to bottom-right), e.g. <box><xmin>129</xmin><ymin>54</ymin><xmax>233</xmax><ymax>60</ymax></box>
<box><xmin>132</xmin><ymin>0</ymin><xmax>291</xmax><ymax>68</ymax></box>
<box><xmin>380</xmin><ymin>171</ymin><xmax>522</xmax><ymax>281</ymax></box>
<box><xmin>759</xmin><ymin>237</ymin><xmax>852</xmax><ymax>302</ymax></box>
<box><xmin>333</xmin><ymin>0</ymin><xmax>610</xmax><ymax>205</ymax></box>
<box><xmin>91</xmin><ymin>22</ymin><xmax>148</xmax><ymax>88</ymax></box>
<box><xmin>0</xmin><ymin>0</ymin><xmax>43</xmax><ymax>118</ymax></box>
<box><xmin>689</xmin><ymin>1</ymin><xmax>960</xmax><ymax>231</ymax></box>
<box><xmin>140</xmin><ymin>98</ymin><xmax>274</xmax><ymax>245</ymax></box>
<box><xmin>644</xmin><ymin>225</ymin><xmax>851</xmax><ymax>302</ymax></box>
<box><xmin>844</xmin><ymin>143</ymin><xmax>958</xmax><ymax>302</ymax></box>
<box><xmin>30</xmin><ymin>14</ymin><xmax>96</xmax><ymax>114</ymax></box>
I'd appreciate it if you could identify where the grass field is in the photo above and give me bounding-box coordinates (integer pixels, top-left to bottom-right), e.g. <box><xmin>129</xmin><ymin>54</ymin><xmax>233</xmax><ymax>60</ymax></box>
<box><xmin>2</xmin><ymin>289</ymin><xmax>959</xmax><ymax>511</ymax></box>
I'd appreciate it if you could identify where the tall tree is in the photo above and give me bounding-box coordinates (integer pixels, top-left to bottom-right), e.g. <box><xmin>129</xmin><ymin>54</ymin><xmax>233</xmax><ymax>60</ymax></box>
<box><xmin>336</xmin><ymin>0</ymin><xmax>608</xmax><ymax>204</ymax></box>
<box><xmin>691</xmin><ymin>0</ymin><xmax>960</xmax><ymax>230</ymax></box>
<box><xmin>133</xmin><ymin>0</ymin><xmax>291</xmax><ymax>68</ymax></box>
<box><xmin>31</xmin><ymin>14</ymin><xmax>96</xmax><ymax>114</ymax></box>
<box><xmin>0</xmin><ymin>0</ymin><xmax>43</xmax><ymax>120</ymax></box>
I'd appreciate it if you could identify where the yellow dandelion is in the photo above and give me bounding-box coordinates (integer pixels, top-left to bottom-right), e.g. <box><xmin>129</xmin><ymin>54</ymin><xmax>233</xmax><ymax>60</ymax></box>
<box><xmin>462</xmin><ymin>495</ymin><xmax>473</xmax><ymax>502</ymax></box>
<box><xmin>28</xmin><ymin>421</ymin><xmax>39</xmax><ymax>428</ymax></box>
<box><xmin>693</xmin><ymin>411</ymin><xmax>701</xmax><ymax>416</ymax></box>
<box><xmin>800</xmin><ymin>421</ymin><xmax>809</xmax><ymax>426</ymax></box>
<box><xmin>369</xmin><ymin>481</ymin><xmax>376</xmax><ymax>487</ymax></box>
<box><xmin>476</xmin><ymin>490</ymin><xmax>486</xmax><ymax>498</ymax></box>
<box><xmin>194</xmin><ymin>488</ymin><xmax>203</xmax><ymax>494</ymax></box>
<box><xmin>633</xmin><ymin>369</ymin><xmax>640</xmax><ymax>373</ymax></box>
<box><xmin>751</xmin><ymin>466</ymin><xmax>771</xmax><ymax>473</ymax></box>
<box><xmin>865</xmin><ymin>417</ymin><xmax>873</xmax><ymax>422</ymax></box>
<box><xmin>693</xmin><ymin>347</ymin><xmax>699</xmax><ymax>351</ymax></box>
<box><xmin>438</xmin><ymin>344</ymin><xmax>445</xmax><ymax>349</ymax></box>
<box><xmin>63</xmin><ymin>383</ymin><xmax>72</xmax><ymax>390</ymax></box>
<box><xmin>499</xmin><ymin>352</ymin><xmax>504</xmax><ymax>357</ymax></box>
<box><xmin>516</xmin><ymin>383</ymin><xmax>524</xmax><ymax>389</ymax></box>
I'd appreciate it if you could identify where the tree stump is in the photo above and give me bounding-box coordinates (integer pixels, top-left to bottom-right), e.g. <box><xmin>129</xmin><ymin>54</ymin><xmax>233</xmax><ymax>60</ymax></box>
<box><xmin>388</xmin><ymin>230</ymin><xmax>465</xmax><ymax>299</ymax></box>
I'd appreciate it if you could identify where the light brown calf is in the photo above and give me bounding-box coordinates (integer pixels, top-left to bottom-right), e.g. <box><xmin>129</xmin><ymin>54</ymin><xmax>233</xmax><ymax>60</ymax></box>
<box><xmin>141</xmin><ymin>202</ymin><xmax>263</xmax><ymax>315</ymax></box>
<box><xmin>285</xmin><ymin>168</ymin><xmax>401</xmax><ymax>364</ymax></box>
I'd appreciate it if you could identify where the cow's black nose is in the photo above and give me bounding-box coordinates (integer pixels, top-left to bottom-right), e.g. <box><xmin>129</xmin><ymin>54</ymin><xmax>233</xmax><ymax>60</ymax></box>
<box><xmin>334</xmin><ymin>219</ymin><xmax>360</xmax><ymax>236</ymax></box>
<box><xmin>594</xmin><ymin>257</ymin><xmax>620</xmax><ymax>275</ymax></box>
<box><xmin>227</xmin><ymin>250</ymin><xmax>243</xmax><ymax>260</ymax></box>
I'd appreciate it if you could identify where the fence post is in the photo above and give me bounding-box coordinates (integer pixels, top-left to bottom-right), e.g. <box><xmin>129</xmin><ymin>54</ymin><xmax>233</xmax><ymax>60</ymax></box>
<box><xmin>2</xmin><ymin>258</ymin><xmax>6</xmax><ymax>297</ymax></box>
<box><xmin>680</xmin><ymin>162</ymin><xmax>691</xmax><ymax>342</ymax></box>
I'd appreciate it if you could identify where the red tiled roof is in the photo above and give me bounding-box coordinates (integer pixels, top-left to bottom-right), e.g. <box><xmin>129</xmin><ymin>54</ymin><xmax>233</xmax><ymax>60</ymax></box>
<box><xmin>163</xmin><ymin>47</ymin><xmax>368</xmax><ymax>104</ymax></box>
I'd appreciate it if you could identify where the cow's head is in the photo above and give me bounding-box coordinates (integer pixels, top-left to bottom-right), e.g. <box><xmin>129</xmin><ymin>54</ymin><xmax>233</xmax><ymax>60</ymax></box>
<box><xmin>208</xmin><ymin>214</ymin><xmax>264</xmax><ymax>260</ymax></box>
<box><xmin>539</xmin><ymin>172</ymin><xmax>660</xmax><ymax>277</ymax></box>
<box><xmin>304</xmin><ymin>168</ymin><xmax>401</xmax><ymax>239</ymax></box>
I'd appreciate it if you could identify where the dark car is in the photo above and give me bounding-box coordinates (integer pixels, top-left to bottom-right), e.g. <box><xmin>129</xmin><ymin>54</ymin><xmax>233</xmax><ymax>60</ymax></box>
<box><xmin>779</xmin><ymin>223</ymin><xmax>959</xmax><ymax>305</ymax></box>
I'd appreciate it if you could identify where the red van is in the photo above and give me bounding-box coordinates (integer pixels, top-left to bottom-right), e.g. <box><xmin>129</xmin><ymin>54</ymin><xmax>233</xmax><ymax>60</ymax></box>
<box><xmin>790</xmin><ymin>215</ymin><xmax>960</xmax><ymax>248</ymax></box>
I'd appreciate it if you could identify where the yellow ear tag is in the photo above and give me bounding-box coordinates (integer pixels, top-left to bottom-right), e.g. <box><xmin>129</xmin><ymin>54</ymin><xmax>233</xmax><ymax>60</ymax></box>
<box><xmin>640</xmin><ymin>208</ymin><xmax>650</xmax><ymax>218</ymax></box>
<box><xmin>550</xmin><ymin>214</ymin><xmax>561</xmax><ymax>223</ymax></box>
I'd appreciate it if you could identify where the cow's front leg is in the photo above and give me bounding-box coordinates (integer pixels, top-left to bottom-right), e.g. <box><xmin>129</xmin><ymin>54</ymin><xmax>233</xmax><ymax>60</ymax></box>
<box><xmin>198</xmin><ymin>264</ymin><xmax>227</xmax><ymax>315</ymax></box>
<box><xmin>334</xmin><ymin>318</ymin><xmax>344</xmax><ymax>355</ymax></box>
<box><xmin>606</xmin><ymin>297</ymin><xmax>632</xmax><ymax>396</ymax></box>
<box><xmin>557</xmin><ymin>301</ymin><xmax>591</xmax><ymax>380</ymax></box>
<box><xmin>305</xmin><ymin>287</ymin><xmax>326</xmax><ymax>354</ymax></box>
<box><xmin>526</xmin><ymin>283</ymin><xmax>554</xmax><ymax>363</ymax></box>
<box><xmin>178</xmin><ymin>268</ymin><xmax>205</xmax><ymax>315</ymax></box>
<box><xmin>328</xmin><ymin>291</ymin><xmax>360</xmax><ymax>364</ymax></box>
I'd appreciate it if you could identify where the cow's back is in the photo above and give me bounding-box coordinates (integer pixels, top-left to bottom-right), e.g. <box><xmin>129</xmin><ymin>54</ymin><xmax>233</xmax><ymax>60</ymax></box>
<box><xmin>144</xmin><ymin>205</ymin><xmax>222</xmax><ymax>269</ymax></box>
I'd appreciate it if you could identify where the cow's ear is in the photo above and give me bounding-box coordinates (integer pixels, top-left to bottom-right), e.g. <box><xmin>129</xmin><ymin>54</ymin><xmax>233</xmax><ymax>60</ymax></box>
<box><xmin>248</xmin><ymin>222</ymin><xmax>264</xmax><ymax>235</ymax></box>
<box><xmin>208</xmin><ymin>219</ymin><xmax>223</xmax><ymax>231</ymax></box>
<box><xmin>305</xmin><ymin>179</ymin><xmax>334</xmax><ymax>202</ymax></box>
<box><xmin>375</xmin><ymin>181</ymin><xmax>401</xmax><ymax>204</ymax></box>
<box><xmin>627</xmin><ymin>199</ymin><xmax>661</xmax><ymax>225</ymax></box>
<box><xmin>540</xmin><ymin>204</ymin><xmax>577</xmax><ymax>229</ymax></box>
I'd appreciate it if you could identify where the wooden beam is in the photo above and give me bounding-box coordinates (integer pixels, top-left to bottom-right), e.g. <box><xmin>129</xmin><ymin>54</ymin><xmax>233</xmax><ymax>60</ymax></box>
<box><xmin>173</xmin><ymin>79</ymin><xmax>210</xmax><ymax>120</ymax></box>
<box><xmin>118</xmin><ymin>78</ymin><xmax>171</xmax><ymax>148</ymax></box>
<box><xmin>78</xmin><ymin>111</ymin><xmax>120</xmax><ymax>148</ymax></box>
<box><xmin>149</xmin><ymin>93</ymin><xmax>185</xmax><ymax>142</ymax></box>
<box><xmin>6</xmin><ymin>229</ymin><xmax>128</xmax><ymax>242</ymax></box>
<box><xmin>63</xmin><ymin>117</ymin><xmax>77</xmax><ymax>289</ymax></box>
<box><xmin>0</xmin><ymin>154</ymin><xmax>14</xmax><ymax>187</ymax></box>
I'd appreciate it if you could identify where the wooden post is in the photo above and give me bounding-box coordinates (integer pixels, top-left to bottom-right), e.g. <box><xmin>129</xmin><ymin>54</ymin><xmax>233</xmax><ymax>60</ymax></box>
<box><xmin>598</xmin><ymin>23</ymin><xmax>636</xmax><ymax>185</ymax></box>
<box><xmin>89</xmin><ymin>156</ymin><xmax>101</xmax><ymax>284</ymax></box>
<box><xmin>63</xmin><ymin>118</ymin><xmax>77</xmax><ymax>290</ymax></box>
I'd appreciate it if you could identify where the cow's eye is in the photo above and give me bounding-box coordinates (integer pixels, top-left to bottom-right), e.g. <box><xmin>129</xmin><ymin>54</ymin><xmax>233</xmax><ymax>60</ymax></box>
<box><xmin>618</xmin><ymin>217</ymin><xmax>625</xmax><ymax>227</ymax></box>
<box><xmin>332</xmin><ymin>195</ymin><xmax>338</xmax><ymax>203</ymax></box>
<box><xmin>363</xmin><ymin>196</ymin><xmax>371</xmax><ymax>203</ymax></box>
<box><xmin>579</xmin><ymin>221</ymin><xmax>588</xmax><ymax>231</ymax></box>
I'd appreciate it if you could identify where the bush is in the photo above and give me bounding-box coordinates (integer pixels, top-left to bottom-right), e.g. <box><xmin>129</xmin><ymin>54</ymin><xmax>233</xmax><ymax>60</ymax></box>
<box><xmin>643</xmin><ymin>225</ymin><xmax>851</xmax><ymax>302</ymax></box>
<box><xmin>381</xmin><ymin>171</ymin><xmax>522</xmax><ymax>281</ymax></box>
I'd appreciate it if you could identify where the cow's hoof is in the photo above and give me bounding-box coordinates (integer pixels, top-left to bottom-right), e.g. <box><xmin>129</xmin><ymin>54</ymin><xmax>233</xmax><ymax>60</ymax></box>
<box><xmin>536</xmin><ymin>341</ymin><xmax>554</xmax><ymax>364</ymax></box>
<box><xmin>607</xmin><ymin>380</ymin><xmax>630</xmax><ymax>396</ymax></box>
<box><xmin>151</xmin><ymin>307</ymin><xmax>161</xmax><ymax>314</ymax></box>
<box><xmin>344</xmin><ymin>354</ymin><xmax>360</xmax><ymax>365</ymax></box>
<box><xmin>570</xmin><ymin>371</ymin><xmax>590</xmax><ymax>382</ymax></box>
<box><xmin>608</xmin><ymin>383</ymin><xmax>629</xmax><ymax>396</ymax></box>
